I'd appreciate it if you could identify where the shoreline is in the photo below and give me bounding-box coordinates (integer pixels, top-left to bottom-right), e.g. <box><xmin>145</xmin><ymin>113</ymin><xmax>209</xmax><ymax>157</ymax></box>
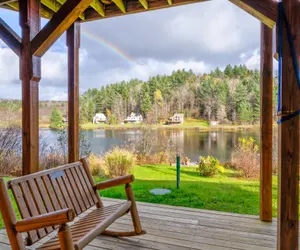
<box><xmin>39</xmin><ymin>123</ymin><xmax>261</xmax><ymax>131</ymax></box>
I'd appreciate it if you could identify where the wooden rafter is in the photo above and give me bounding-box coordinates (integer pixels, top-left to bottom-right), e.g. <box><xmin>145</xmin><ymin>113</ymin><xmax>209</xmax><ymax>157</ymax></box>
<box><xmin>41</xmin><ymin>0</ymin><xmax>85</xmax><ymax>20</ymax></box>
<box><xmin>167</xmin><ymin>0</ymin><xmax>172</xmax><ymax>5</ymax></box>
<box><xmin>56</xmin><ymin>0</ymin><xmax>85</xmax><ymax>19</ymax></box>
<box><xmin>31</xmin><ymin>0</ymin><xmax>93</xmax><ymax>57</ymax></box>
<box><xmin>0</xmin><ymin>18</ymin><xmax>21</xmax><ymax>56</ymax></box>
<box><xmin>112</xmin><ymin>0</ymin><xmax>126</xmax><ymax>13</ymax></box>
<box><xmin>229</xmin><ymin>0</ymin><xmax>277</xmax><ymax>29</ymax></box>
<box><xmin>139</xmin><ymin>0</ymin><xmax>148</xmax><ymax>9</ymax></box>
<box><xmin>90</xmin><ymin>0</ymin><xmax>105</xmax><ymax>17</ymax></box>
<box><xmin>85</xmin><ymin>0</ymin><xmax>208</xmax><ymax>21</ymax></box>
<box><xmin>0</xmin><ymin>0</ymin><xmax>16</xmax><ymax>6</ymax></box>
<box><xmin>7</xmin><ymin>1</ymin><xmax>54</xmax><ymax>18</ymax></box>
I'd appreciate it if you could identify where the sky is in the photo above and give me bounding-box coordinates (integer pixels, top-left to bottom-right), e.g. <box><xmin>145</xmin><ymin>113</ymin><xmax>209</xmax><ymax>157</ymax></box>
<box><xmin>0</xmin><ymin>0</ymin><xmax>263</xmax><ymax>101</ymax></box>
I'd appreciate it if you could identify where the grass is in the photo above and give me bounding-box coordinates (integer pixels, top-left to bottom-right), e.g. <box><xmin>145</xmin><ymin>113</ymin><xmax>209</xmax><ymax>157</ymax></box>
<box><xmin>96</xmin><ymin>164</ymin><xmax>279</xmax><ymax>217</ymax></box>
<box><xmin>0</xmin><ymin>164</ymin><xmax>280</xmax><ymax>229</ymax></box>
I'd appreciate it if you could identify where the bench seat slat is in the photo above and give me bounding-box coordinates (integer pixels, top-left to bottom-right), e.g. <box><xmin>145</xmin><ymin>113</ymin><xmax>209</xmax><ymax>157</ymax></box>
<box><xmin>19</xmin><ymin>182</ymin><xmax>47</xmax><ymax>239</ymax></box>
<box><xmin>70</xmin><ymin>167</ymin><xmax>91</xmax><ymax>209</ymax></box>
<box><xmin>61</xmin><ymin>174</ymin><xmax>82</xmax><ymax>215</ymax></box>
<box><xmin>74</xmin><ymin>167</ymin><xmax>94</xmax><ymax>207</ymax></box>
<box><xmin>65</xmin><ymin>169</ymin><xmax>86</xmax><ymax>212</ymax></box>
<box><xmin>27</xmin><ymin>180</ymin><xmax>54</xmax><ymax>234</ymax></box>
<box><xmin>36</xmin><ymin>202</ymin><xmax>130</xmax><ymax>250</ymax></box>
<box><xmin>79</xmin><ymin>165</ymin><xmax>99</xmax><ymax>204</ymax></box>
<box><xmin>10</xmin><ymin>183</ymin><xmax>39</xmax><ymax>244</ymax></box>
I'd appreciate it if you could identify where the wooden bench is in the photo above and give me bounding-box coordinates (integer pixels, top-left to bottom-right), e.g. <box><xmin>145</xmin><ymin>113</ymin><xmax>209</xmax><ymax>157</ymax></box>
<box><xmin>0</xmin><ymin>158</ymin><xmax>145</xmax><ymax>250</ymax></box>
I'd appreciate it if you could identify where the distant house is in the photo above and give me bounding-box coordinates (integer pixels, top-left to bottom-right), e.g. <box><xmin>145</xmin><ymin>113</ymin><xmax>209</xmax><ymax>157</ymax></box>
<box><xmin>209</xmin><ymin>121</ymin><xmax>220</xmax><ymax>126</ymax></box>
<box><xmin>168</xmin><ymin>113</ymin><xmax>184</xmax><ymax>125</ymax></box>
<box><xmin>93</xmin><ymin>113</ymin><xmax>107</xmax><ymax>124</ymax></box>
<box><xmin>125</xmin><ymin>112</ymin><xmax>143</xmax><ymax>124</ymax></box>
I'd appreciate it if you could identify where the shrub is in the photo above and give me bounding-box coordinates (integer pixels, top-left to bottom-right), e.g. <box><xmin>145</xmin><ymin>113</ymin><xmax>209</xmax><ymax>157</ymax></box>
<box><xmin>104</xmin><ymin>148</ymin><xmax>135</xmax><ymax>178</ymax></box>
<box><xmin>88</xmin><ymin>153</ymin><xmax>105</xmax><ymax>177</ymax></box>
<box><xmin>50</xmin><ymin>107</ymin><xmax>64</xmax><ymax>129</ymax></box>
<box><xmin>231</xmin><ymin>137</ymin><xmax>259</xmax><ymax>178</ymax></box>
<box><xmin>198</xmin><ymin>156</ymin><xmax>220</xmax><ymax>177</ymax></box>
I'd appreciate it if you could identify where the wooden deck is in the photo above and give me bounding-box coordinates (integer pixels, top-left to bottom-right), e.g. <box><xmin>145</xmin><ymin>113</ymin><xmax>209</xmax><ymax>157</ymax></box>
<box><xmin>0</xmin><ymin>198</ymin><xmax>278</xmax><ymax>250</ymax></box>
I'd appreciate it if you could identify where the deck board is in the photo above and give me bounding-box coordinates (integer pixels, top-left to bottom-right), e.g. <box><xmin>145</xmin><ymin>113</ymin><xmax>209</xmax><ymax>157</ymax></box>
<box><xmin>0</xmin><ymin>198</ymin><xmax>279</xmax><ymax>249</ymax></box>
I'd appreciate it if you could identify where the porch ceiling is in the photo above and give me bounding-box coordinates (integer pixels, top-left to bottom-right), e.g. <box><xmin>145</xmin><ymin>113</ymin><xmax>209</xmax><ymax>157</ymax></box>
<box><xmin>0</xmin><ymin>0</ymin><xmax>209</xmax><ymax>22</ymax></box>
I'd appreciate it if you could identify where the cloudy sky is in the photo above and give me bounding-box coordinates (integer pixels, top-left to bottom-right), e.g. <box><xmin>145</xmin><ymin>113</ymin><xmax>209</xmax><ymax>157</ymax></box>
<box><xmin>0</xmin><ymin>0</ymin><xmax>262</xmax><ymax>100</ymax></box>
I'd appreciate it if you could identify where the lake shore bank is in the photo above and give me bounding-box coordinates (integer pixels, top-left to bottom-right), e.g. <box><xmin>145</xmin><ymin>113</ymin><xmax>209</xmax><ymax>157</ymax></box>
<box><xmin>39</xmin><ymin>122</ymin><xmax>261</xmax><ymax>131</ymax></box>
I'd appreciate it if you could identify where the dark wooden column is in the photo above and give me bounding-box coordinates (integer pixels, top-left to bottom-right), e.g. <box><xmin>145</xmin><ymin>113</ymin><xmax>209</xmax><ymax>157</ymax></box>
<box><xmin>260</xmin><ymin>23</ymin><xmax>273</xmax><ymax>222</ymax></box>
<box><xmin>66</xmin><ymin>22</ymin><xmax>80</xmax><ymax>163</ymax></box>
<box><xmin>277</xmin><ymin>0</ymin><xmax>300</xmax><ymax>249</ymax></box>
<box><xmin>19</xmin><ymin>0</ymin><xmax>41</xmax><ymax>175</ymax></box>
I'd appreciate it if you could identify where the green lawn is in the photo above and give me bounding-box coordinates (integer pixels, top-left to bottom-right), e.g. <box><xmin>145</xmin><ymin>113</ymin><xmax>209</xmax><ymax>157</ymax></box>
<box><xmin>96</xmin><ymin>164</ymin><xmax>278</xmax><ymax>217</ymax></box>
<box><xmin>0</xmin><ymin>165</ymin><xmax>279</xmax><ymax>229</ymax></box>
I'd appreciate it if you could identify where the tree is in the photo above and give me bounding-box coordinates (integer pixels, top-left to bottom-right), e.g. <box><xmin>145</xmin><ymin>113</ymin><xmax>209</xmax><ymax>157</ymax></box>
<box><xmin>224</xmin><ymin>65</ymin><xmax>233</xmax><ymax>78</ymax></box>
<box><xmin>238</xmin><ymin>102</ymin><xmax>253</xmax><ymax>123</ymax></box>
<box><xmin>50</xmin><ymin>107</ymin><xmax>64</xmax><ymax>129</ymax></box>
<box><xmin>141</xmin><ymin>84</ymin><xmax>152</xmax><ymax>115</ymax></box>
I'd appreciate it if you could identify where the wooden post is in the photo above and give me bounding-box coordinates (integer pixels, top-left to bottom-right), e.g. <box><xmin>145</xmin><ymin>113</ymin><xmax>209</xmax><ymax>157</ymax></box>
<box><xmin>19</xmin><ymin>0</ymin><xmax>41</xmax><ymax>175</ymax></box>
<box><xmin>260</xmin><ymin>23</ymin><xmax>273</xmax><ymax>222</ymax></box>
<box><xmin>277</xmin><ymin>0</ymin><xmax>300</xmax><ymax>249</ymax></box>
<box><xmin>67</xmin><ymin>23</ymin><xmax>80</xmax><ymax>163</ymax></box>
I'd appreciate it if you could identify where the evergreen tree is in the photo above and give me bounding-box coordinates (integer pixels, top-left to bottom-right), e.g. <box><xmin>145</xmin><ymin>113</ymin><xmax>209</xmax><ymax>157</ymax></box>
<box><xmin>238</xmin><ymin>102</ymin><xmax>253</xmax><ymax>123</ymax></box>
<box><xmin>141</xmin><ymin>84</ymin><xmax>152</xmax><ymax>115</ymax></box>
<box><xmin>50</xmin><ymin>107</ymin><xmax>63</xmax><ymax>129</ymax></box>
<box><xmin>224</xmin><ymin>64</ymin><xmax>233</xmax><ymax>78</ymax></box>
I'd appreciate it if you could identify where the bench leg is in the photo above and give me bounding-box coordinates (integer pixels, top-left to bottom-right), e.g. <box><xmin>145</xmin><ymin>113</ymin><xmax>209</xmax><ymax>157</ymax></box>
<box><xmin>58</xmin><ymin>224</ymin><xmax>74</xmax><ymax>250</ymax></box>
<box><xmin>125</xmin><ymin>183</ymin><xmax>144</xmax><ymax>235</ymax></box>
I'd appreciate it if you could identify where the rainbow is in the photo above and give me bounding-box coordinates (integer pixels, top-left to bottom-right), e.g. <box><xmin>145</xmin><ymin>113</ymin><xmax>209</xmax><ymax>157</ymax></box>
<box><xmin>81</xmin><ymin>29</ymin><xmax>135</xmax><ymax>64</ymax></box>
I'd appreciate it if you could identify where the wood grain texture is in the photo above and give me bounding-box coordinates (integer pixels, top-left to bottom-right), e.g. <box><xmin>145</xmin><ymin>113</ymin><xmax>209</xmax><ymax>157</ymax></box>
<box><xmin>20</xmin><ymin>0</ymin><xmax>41</xmax><ymax>175</ymax></box>
<box><xmin>260</xmin><ymin>23</ymin><xmax>273</xmax><ymax>223</ymax></box>
<box><xmin>0</xmin><ymin>198</ymin><xmax>282</xmax><ymax>250</ymax></box>
<box><xmin>31</xmin><ymin>0</ymin><xmax>93</xmax><ymax>57</ymax></box>
<box><xmin>277</xmin><ymin>0</ymin><xmax>300</xmax><ymax>249</ymax></box>
<box><xmin>67</xmin><ymin>23</ymin><xmax>80</xmax><ymax>164</ymax></box>
<box><xmin>229</xmin><ymin>0</ymin><xmax>277</xmax><ymax>28</ymax></box>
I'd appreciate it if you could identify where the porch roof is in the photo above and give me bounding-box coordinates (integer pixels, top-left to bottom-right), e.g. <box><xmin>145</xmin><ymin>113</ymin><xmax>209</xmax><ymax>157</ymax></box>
<box><xmin>1</xmin><ymin>0</ymin><xmax>208</xmax><ymax>22</ymax></box>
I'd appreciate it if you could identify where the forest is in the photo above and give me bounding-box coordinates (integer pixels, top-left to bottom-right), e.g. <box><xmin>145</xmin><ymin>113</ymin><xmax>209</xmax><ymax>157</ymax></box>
<box><xmin>80</xmin><ymin>64</ymin><xmax>278</xmax><ymax>124</ymax></box>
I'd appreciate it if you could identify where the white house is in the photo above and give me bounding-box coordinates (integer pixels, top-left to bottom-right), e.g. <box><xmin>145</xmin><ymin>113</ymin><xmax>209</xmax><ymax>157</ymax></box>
<box><xmin>93</xmin><ymin>113</ymin><xmax>107</xmax><ymax>124</ymax></box>
<box><xmin>125</xmin><ymin>112</ymin><xmax>143</xmax><ymax>123</ymax></box>
<box><xmin>168</xmin><ymin>113</ymin><xmax>184</xmax><ymax>124</ymax></box>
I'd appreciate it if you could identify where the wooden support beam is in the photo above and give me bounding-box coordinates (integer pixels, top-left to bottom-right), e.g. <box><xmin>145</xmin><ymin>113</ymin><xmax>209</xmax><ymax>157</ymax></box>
<box><xmin>67</xmin><ymin>23</ymin><xmax>80</xmax><ymax>163</ymax></box>
<box><xmin>31</xmin><ymin>0</ymin><xmax>93</xmax><ymax>57</ymax></box>
<box><xmin>229</xmin><ymin>0</ymin><xmax>277</xmax><ymax>29</ymax></box>
<box><xmin>19</xmin><ymin>0</ymin><xmax>41</xmax><ymax>175</ymax></box>
<box><xmin>112</xmin><ymin>0</ymin><xmax>126</xmax><ymax>13</ymax></box>
<box><xmin>0</xmin><ymin>18</ymin><xmax>21</xmax><ymax>56</ymax></box>
<box><xmin>260</xmin><ymin>23</ymin><xmax>273</xmax><ymax>222</ymax></box>
<box><xmin>139</xmin><ymin>0</ymin><xmax>148</xmax><ymax>9</ymax></box>
<box><xmin>277</xmin><ymin>0</ymin><xmax>300</xmax><ymax>249</ymax></box>
<box><xmin>167</xmin><ymin>0</ymin><xmax>172</xmax><ymax>5</ymax></box>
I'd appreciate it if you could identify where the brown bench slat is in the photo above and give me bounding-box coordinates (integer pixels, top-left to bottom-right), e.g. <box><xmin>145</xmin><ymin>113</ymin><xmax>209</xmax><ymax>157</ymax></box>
<box><xmin>27</xmin><ymin>179</ymin><xmax>54</xmax><ymax>234</ymax></box>
<box><xmin>70</xmin><ymin>167</ymin><xmax>91</xmax><ymax>209</ymax></box>
<box><xmin>42</xmin><ymin>175</ymin><xmax>61</xmax><ymax>211</ymax></box>
<box><xmin>61</xmin><ymin>173</ymin><xmax>82</xmax><ymax>215</ymax></box>
<box><xmin>65</xmin><ymin>168</ymin><xmax>86</xmax><ymax>212</ymax></box>
<box><xmin>19</xmin><ymin>182</ymin><xmax>47</xmax><ymax>239</ymax></box>
<box><xmin>10</xmin><ymin>183</ymin><xmax>39</xmax><ymax>244</ymax></box>
<box><xmin>56</xmin><ymin>176</ymin><xmax>75</xmax><ymax>212</ymax></box>
<box><xmin>74</xmin><ymin>166</ymin><xmax>94</xmax><ymax>207</ymax></box>
<box><xmin>79</xmin><ymin>165</ymin><xmax>99</xmax><ymax>204</ymax></box>
<box><xmin>49</xmin><ymin>177</ymin><xmax>67</xmax><ymax>209</ymax></box>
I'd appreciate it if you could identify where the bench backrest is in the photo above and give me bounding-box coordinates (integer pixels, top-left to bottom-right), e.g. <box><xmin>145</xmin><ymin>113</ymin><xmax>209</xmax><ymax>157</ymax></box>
<box><xmin>8</xmin><ymin>161</ymin><xmax>100</xmax><ymax>245</ymax></box>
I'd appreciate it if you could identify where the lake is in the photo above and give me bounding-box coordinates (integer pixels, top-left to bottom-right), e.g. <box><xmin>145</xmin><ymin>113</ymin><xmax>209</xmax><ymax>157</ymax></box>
<box><xmin>40</xmin><ymin>129</ymin><xmax>260</xmax><ymax>162</ymax></box>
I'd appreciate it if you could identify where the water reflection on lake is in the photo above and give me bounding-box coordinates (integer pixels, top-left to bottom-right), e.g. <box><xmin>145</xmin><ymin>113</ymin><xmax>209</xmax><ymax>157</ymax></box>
<box><xmin>41</xmin><ymin>129</ymin><xmax>259</xmax><ymax>162</ymax></box>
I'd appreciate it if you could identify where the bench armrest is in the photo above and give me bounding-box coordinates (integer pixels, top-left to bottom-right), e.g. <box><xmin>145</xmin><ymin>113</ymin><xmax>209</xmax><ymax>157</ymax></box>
<box><xmin>14</xmin><ymin>208</ymin><xmax>75</xmax><ymax>233</ymax></box>
<box><xmin>94</xmin><ymin>175</ymin><xmax>135</xmax><ymax>191</ymax></box>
